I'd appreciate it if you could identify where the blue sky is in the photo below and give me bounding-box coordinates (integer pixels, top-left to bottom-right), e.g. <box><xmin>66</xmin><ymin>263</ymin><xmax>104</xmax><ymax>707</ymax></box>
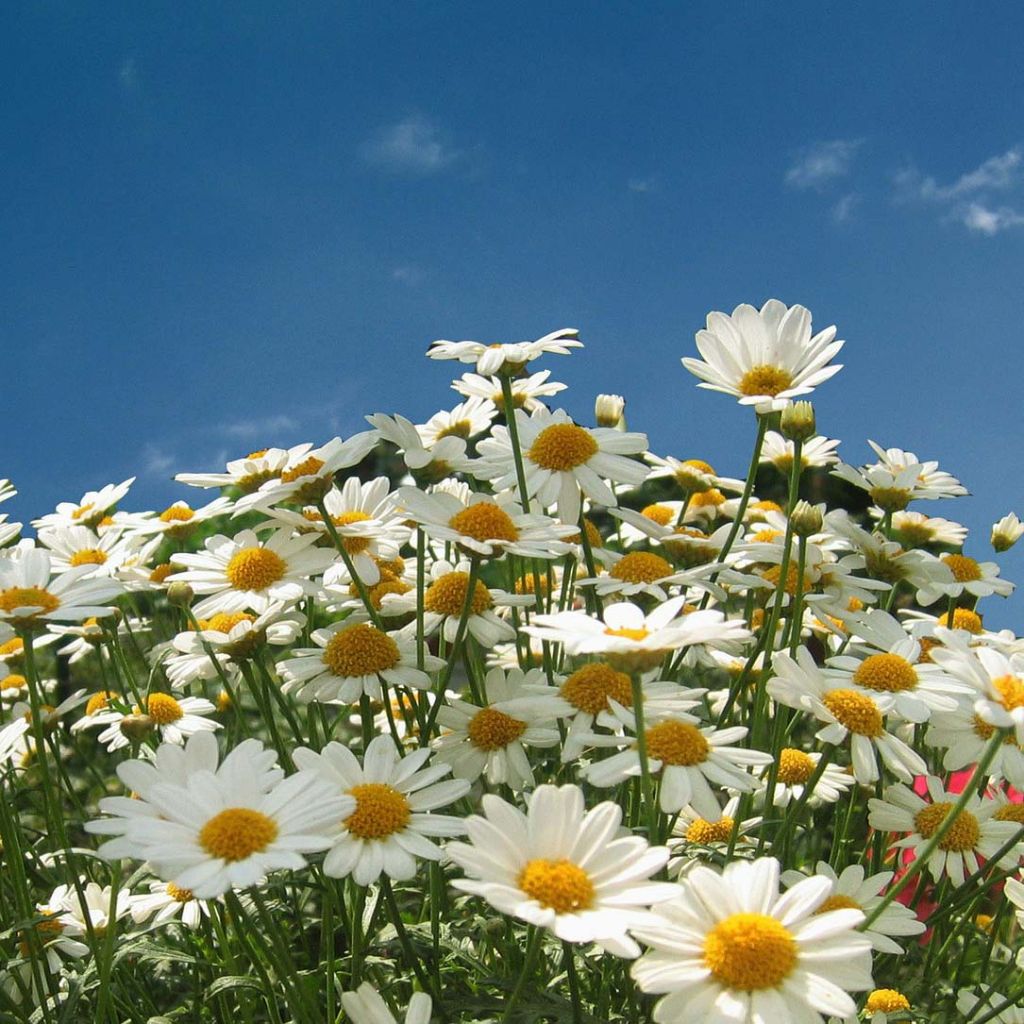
<box><xmin>2</xmin><ymin>3</ymin><xmax>1023</xmax><ymax>626</ymax></box>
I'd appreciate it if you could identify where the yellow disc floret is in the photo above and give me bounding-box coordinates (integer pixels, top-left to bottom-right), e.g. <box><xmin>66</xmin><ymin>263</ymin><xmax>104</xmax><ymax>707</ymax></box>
<box><xmin>815</xmin><ymin>894</ymin><xmax>861</xmax><ymax>914</ymax></box>
<box><xmin>423</xmin><ymin>572</ymin><xmax>492</xmax><ymax>616</ymax></box>
<box><xmin>992</xmin><ymin>674</ymin><xmax>1024</xmax><ymax>712</ymax></box>
<box><xmin>776</xmin><ymin>748</ymin><xmax>816</xmax><ymax>785</ymax></box>
<box><xmin>518</xmin><ymin>858</ymin><xmax>594</xmax><ymax>913</ymax></box>
<box><xmin>69</xmin><ymin>548</ymin><xmax>108</xmax><ymax>567</ymax></box>
<box><xmin>344</xmin><ymin>783</ymin><xmax>410</xmax><ymax>839</ymax></box>
<box><xmin>281</xmin><ymin>456</ymin><xmax>325</xmax><ymax>483</ymax></box>
<box><xmin>0</xmin><ymin>587</ymin><xmax>61</xmax><ymax>622</ymax></box>
<box><xmin>853</xmin><ymin>653</ymin><xmax>918</xmax><ymax>693</ymax></box>
<box><xmin>703</xmin><ymin>912</ymin><xmax>797</xmax><ymax>990</ymax></box>
<box><xmin>993</xmin><ymin>803</ymin><xmax>1024</xmax><ymax>823</ymax></box>
<box><xmin>943</xmin><ymin>554</ymin><xmax>983</xmax><ymax>583</ymax></box>
<box><xmin>913</xmin><ymin>802</ymin><xmax>980</xmax><ymax>852</ymax></box>
<box><xmin>737</xmin><ymin>365</ymin><xmax>793</xmax><ymax>398</ymax></box>
<box><xmin>866</xmin><ymin>989</ymin><xmax>910</xmax><ymax>1013</ymax></box>
<box><xmin>166</xmin><ymin>883</ymin><xmax>194</xmax><ymax>903</ymax></box>
<box><xmin>322</xmin><ymin>623</ymin><xmax>401</xmax><ymax>677</ymax></box>
<box><xmin>610</xmin><ymin>552</ymin><xmax>673</xmax><ymax>585</ymax></box>
<box><xmin>685</xmin><ymin>817</ymin><xmax>734</xmax><ymax>844</ymax></box>
<box><xmin>225</xmin><ymin>547</ymin><xmax>286</xmax><ymax>592</ymax></box>
<box><xmin>937</xmin><ymin>608</ymin><xmax>983</xmax><ymax>634</ymax></box>
<box><xmin>466</xmin><ymin>707</ymin><xmax>527</xmax><ymax>750</ymax></box>
<box><xmin>641</xmin><ymin>503</ymin><xmax>674</xmax><ymax>526</ymax></box>
<box><xmin>560</xmin><ymin>663</ymin><xmax>633</xmax><ymax>715</ymax></box>
<box><xmin>85</xmin><ymin>690</ymin><xmax>120</xmax><ymax>716</ymax></box>
<box><xmin>449</xmin><ymin>502</ymin><xmax>520</xmax><ymax>544</ymax></box>
<box><xmin>159</xmin><ymin>505</ymin><xmax>196</xmax><ymax>523</ymax></box>
<box><xmin>822</xmin><ymin>689</ymin><xmax>883</xmax><ymax>737</ymax></box>
<box><xmin>645</xmin><ymin>720</ymin><xmax>709</xmax><ymax>766</ymax></box>
<box><xmin>145</xmin><ymin>692</ymin><xmax>184</xmax><ymax>725</ymax></box>
<box><xmin>199</xmin><ymin>808</ymin><xmax>278</xmax><ymax>861</ymax></box>
<box><xmin>527</xmin><ymin>424</ymin><xmax>598</xmax><ymax>471</ymax></box>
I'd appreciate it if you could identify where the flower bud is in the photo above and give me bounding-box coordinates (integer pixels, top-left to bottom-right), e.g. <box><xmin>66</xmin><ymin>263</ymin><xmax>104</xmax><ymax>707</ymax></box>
<box><xmin>166</xmin><ymin>582</ymin><xmax>194</xmax><ymax>607</ymax></box>
<box><xmin>595</xmin><ymin>393</ymin><xmax>626</xmax><ymax>429</ymax></box>
<box><xmin>991</xmin><ymin>512</ymin><xmax>1024</xmax><ymax>553</ymax></box>
<box><xmin>790</xmin><ymin>500</ymin><xmax>824</xmax><ymax>537</ymax></box>
<box><xmin>780</xmin><ymin>401</ymin><xmax>816</xmax><ymax>442</ymax></box>
<box><xmin>119</xmin><ymin>713</ymin><xmax>155</xmax><ymax>742</ymax></box>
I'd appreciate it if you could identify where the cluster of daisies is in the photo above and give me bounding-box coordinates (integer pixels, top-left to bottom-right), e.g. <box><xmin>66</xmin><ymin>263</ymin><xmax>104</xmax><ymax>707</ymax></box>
<box><xmin>1</xmin><ymin>301</ymin><xmax>1023</xmax><ymax>1023</ymax></box>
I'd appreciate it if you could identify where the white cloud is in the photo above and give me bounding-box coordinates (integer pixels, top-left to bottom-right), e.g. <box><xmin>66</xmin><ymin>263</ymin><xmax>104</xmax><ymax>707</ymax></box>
<box><xmin>916</xmin><ymin>148</ymin><xmax>1022</xmax><ymax>201</ymax></box>
<box><xmin>142</xmin><ymin>444</ymin><xmax>175</xmax><ymax>477</ymax></box>
<box><xmin>831</xmin><ymin>192</ymin><xmax>859</xmax><ymax>224</ymax></box>
<box><xmin>221</xmin><ymin>414</ymin><xmax>299</xmax><ymax>440</ymax></box>
<box><xmin>359</xmin><ymin>117</ymin><xmax>459</xmax><ymax>173</ymax></box>
<box><xmin>118</xmin><ymin>57</ymin><xmax>139</xmax><ymax>92</ymax></box>
<box><xmin>392</xmin><ymin>265</ymin><xmax>425</xmax><ymax>285</ymax></box>
<box><xmin>959</xmin><ymin>202</ymin><xmax>1024</xmax><ymax>236</ymax></box>
<box><xmin>785</xmin><ymin>139</ymin><xmax>862</xmax><ymax>190</ymax></box>
<box><xmin>627</xmin><ymin>177</ymin><xmax>655</xmax><ymax>193</ymax></box>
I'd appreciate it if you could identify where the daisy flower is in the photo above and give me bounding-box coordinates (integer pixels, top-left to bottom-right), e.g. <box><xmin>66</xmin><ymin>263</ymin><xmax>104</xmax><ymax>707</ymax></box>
<box><xmin>524</xmin><ymin>597</ymin><xmax>752</xmax><ymax>673</ymax></box>
<box><xmin>756</xmin><ymin>747</ymin><xmax>855</xmax><ymax>809</ymax></box>
<box><xmin>232</xmin><ymin>433</ymin><xmax>378</xmax><ymax>514</ymax></box>
<box><xmin>367</xmin><ymin>412</ymin><xmax>474</xmax><ymax>479</ymax></box>
<box><xmin>175</xmin><ymin>447</ymin><xmax>293</xmax><ymax>494</ymax></box>
<box><xmin>868</xmin><ymin>778</ymin><xmax>1019</xmax><ymax>885</ymax></box>
<box><xmin>769</xmin><ymin>647</ymin><xmax>926</xmax><ymax>783</ymax></box>
<box><xmin>573</xmin><ymin>549</ymin><xmax>680</xmax><ymax>602</ymax></box>
<box><xmin>87</xmin><ymin>731</ymin><xmax>351</xmax><ymax>897</ymax></box>
<box><xmin>121</xmin><ymin>497</ymin><xmax>232</xmax><ymax>539</ymax></box>
<box><xmin>992</xmin><ymin>512</ymin><xmax>1024</xmax><ymax>553</ymax></box>
<box><xmin>682</xmin><ymin>299</ymin><xmax>844</xmax><ymax>413</ymax></box>
<box><xmin>670</xmin><ymin>795</ymin><xmax>761</xmax><ymax>859</ymax></box>
<box><xmin>36</xmin><ymin>525</ymin><xmax>142</xmax><ymax>577</ymax></box>
<box><xmin>780</xmin><ymin>862</ymin><xmax>925</xmax><ymax>954</ymax></box>
<box><xmin>926</xmin><ymin>699</ymin><xmax>1024</xmax><ymax>790</ymax></box>
<box><xmin>415</xmin><ymin>395</ymin><xmax>496</xmax><ymax>445</ymax></box>
<box><xmin>292</xmin><ymin>734</ymin><xmax>470</xmax><ymax>885</ymax></box>
<box><xmin>644</xmin><ymin>455</ymin><xmax>744</xmax><ymax>497</ymax></box>
<box><xmin>916</xmin><ymin>552</ymin><xmax>1014</xmax><ymax>606</ymax></box>
<box><xmin>760</xmin><ymin>431</ymin><xmax>841</xmax><ymax>472</ymax></box>
<box><xmin>341</xmin><ymin>982</ymin><xmax>431</xmax><ymax>1024</ymax></box>
<box><xmin>432</xmin><ymin>667</ymin><xmax>565</xmax><ymax>790</ymax></box>
<box><xmin>427</xmin><ymin>327</ymin><xmax>582</xmax><ymax>375</ymax></box>
<box><xmin>631</xmin><ymin>856</ymin><xmax>872</xmax><ymax>1023</ymax></box>
<box><xmin>873</xmin><ymin>509</ymin><xmax>967</xmax><ymax>548</ymax></box>
<box><xmin>168</xmin><ymin>527</ymin><xmax>334</xmax><ymax>617</ymax></box>
<box><xmin>831</xmin><ymin>460</ymin><xmax>933</xmax><ymax>514</ymax></box>
<box><xmin>129</xmin><ymin>880</ymin><xmax>211</xmax><ymax>930</ymax></box>
<box><xmin>473</xmin><ymin>407</ymin><xmax>649</xmax><ymax>524</ymax></box>
<box><xmin>581</xmin><ymin>708</ymin><xmax>771</xmax><ymax>816</ymax></box>
<box><xmin>452</xmin><ymin>368</ymin><xmax>568</xmax><ymax>414</ymax></box>
<box><xmin>0</xmin><ymin>543</ymin><xmax>123</xmax><ymax>629</ymax></box>
<box><xmin>0</xmin><ymin>478</ymin><xmax>21</xmax><ymax>547</ymax></box>
<box><xmin>279</xmin><ymin>619</ymin><xmax>442</xmax><ymax>704</ymax></box>
<box><xmin>89</xmin><ymin>692</ymin><xmax>220</xmax><ymax>752</ymax></box>
<box><xmin>32</xmin><ymin>478</ymin><xmax>135</xmax><ymax>531</ymax></box>
<box><xmin>447</xmin><ymin>783</ymin><xmax>678</xmax><ymax>957</ymax></box>
<box><xmin>865</xmin><ymin>441</ymin><xmax>967</xmax><ymax>500</ymax></box>
<box><xmin>396</xmin><ymin>486</ymin><xmax>575</xmax><ymax>560</ymax></box>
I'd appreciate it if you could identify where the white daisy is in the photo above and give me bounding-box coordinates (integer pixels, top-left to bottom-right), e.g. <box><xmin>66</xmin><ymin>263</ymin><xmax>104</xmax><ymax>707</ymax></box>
<box><xmin>415</xmin><ymin>395</ymin><xmax>496</xmax><ymax>445</ymax></box>
<box><xmin>175</xmin><ymin>447</ymin><xmax>293</xmax><ymax>493</ymax></box>
<box><xmin>644</xmin><ymin>455</ymin><xmax>744</xmax><ymax>497</ymax></box>
<box><xmin>292</xmin><ymin>734</ymin><xmax>470</xmax><ymax>885</ymax></box>
<box><xmin>36</xmin><ymin>524</ymin><xmax>143</xmax><ymax>577</ymax></box>
<box><xmin>992</xmin><ymin>512</ymin><xmax>1024</xmax><ymax>553</ymax></box>
<box><xmin>121</xmin><ymin>497</ymin><xmax>232</xmax><ymax>539</ymax></box>
<box><xmin>632</xmin><ymin>856</ymin><xmax>871</xmax><ymax>1023</ymax></box>
<box><xmin>926</xmin><ymin>699</ymin><xmax>1024</xmax><ymax>790</ymax></box>
<box><xmin>682</xmin><ymin>299</ymin><xmax>844</xmax><ymax>413</ymax></box>
<box><xmin>916</xmin><ymin>552</ymin><xmax>1015</xmax><ymax>606</ymax></box>
<box><xmin>873</xmin><ymin>509</ymin><xmax>967</xmax><ymax>548</ymax></box>
<box><xmin>760</xmin><ymin>432</ymin><xmax>841</xmax><ymax>472</ymax></box>
<box><xmin>341</xmin><ymin>982</ymin><xmax>431</xmax><ymax>1024</ymax></box>
<box><xmin>367</xmin><ymin>412</ymin><xmax>474</xmax><ymax>479</ymax></box>
<box><xmin>129</xmin><ymin>880</ymin><xmax>211</xmax><ymax>930</ymax></box>
<box><xmin>447</xmin><ymin>783</ymin><xmax>678</xmax><ymax>957</ymax></box>
<box><xmin>90</xmin><ymin>692</ymin><xmax>220</xmax><ymax>752</ymax></box>
<box><xmin>755</xmin><ymin>747</ymin><xmax>855</xmax><ymax>808</ymax></box>
<box><xmin>865</xmin><ymin>441</ymin><xmax>967</xmax><ymax>500</ymax></box>
<box><xmin>473</xmin><ymin>407</ymin><xmax>649</xmax><ymax>524</ymax></box>
<box><xmin>32</xmin><ymin>478</ymin><xmax>135</xmax><ymax>531</ymax></box>
<box><xmin>452</xmin><ymin>368</ymin><xmax>568</xmax><ymax>414</ymax></box>
<box><xmin>427</xmin><ymin>327</ymin><xmax>582</xmax><ymax>375</ymax></box>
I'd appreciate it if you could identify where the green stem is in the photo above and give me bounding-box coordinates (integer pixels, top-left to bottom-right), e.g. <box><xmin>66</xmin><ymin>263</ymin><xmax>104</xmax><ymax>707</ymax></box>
<box><xmin>501</xmin><ymin>927</ymin><xmax>544</xmax><ymax>1022</ymax></box>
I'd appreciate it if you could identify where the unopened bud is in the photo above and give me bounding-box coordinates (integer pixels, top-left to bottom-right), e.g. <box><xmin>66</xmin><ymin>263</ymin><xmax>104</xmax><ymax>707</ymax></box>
<box><xmin>119</xmin><ymin>714</ymin><xmax>154</xmax><ymax>742</ymax></box>
<box><xmin>780</xmin><ymin>401</ymin><xmax>816</xmax><ymax>442</ymax></box>
<box><xmin>595</xmin><ymin>393</ymin><xmax>626</xmax><ymax>429</ymax></box>
<box><xmin>166</xmin><ymin>582</ymin><xmax>194</xmax><ymax>608</ymax></box>
<box><xmin>790</xmin><ymin>500</ymin><xmax>824</xmax><ymax>537</ymax></box>
<box><xmin>991</xmin><ymin>512</ymin><xmax>1024</xmax><ymax>553</ymax></box>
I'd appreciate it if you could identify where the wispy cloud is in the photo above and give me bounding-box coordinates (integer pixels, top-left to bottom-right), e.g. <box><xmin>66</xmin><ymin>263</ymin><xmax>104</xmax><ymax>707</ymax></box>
<box><xmin>392</xmin><ymin>265</ymin><xmax>425</xmax><ymax>285</ymax></box>
<box><xmin>785</xmin><ymin>139</ymin><xmax>862</xmax><ymax>190</ymax></box>
<box><xmin>221</xmin><ymin>414</ymin><xmax>299</xmax><ymax>440</ymax></box>
<box><xmin>118</xmin><ymin>57</ymin><xmax>139</xmax><ymax>92</ymax></box>
<box><xmin>627</xmin><ymin>177</ymin><xmax>656</xmax><ymax>193</ymax></box>
<box><xmin>359</xmin><ymin>117</ymin><xmax>459</xmax><ymax>174</ymax></box>
<box><xmin>141</xmin><ymin>444</ymin><xmax>175</xmax><ymax>477</ymax></box>
<box><xmin>831</xmin><ymin>193</ymin><xmax>859</xmax><ymax>224</ymax></box>
<box><xmin>911</xmin><ymin>148</ymin><xmax>1022</xmax><ymax>201</ymax></box>
<box><xmin>958</xmin><ymin>202</ymin><xmax>1024</xmax><ymax>236</ymax></box>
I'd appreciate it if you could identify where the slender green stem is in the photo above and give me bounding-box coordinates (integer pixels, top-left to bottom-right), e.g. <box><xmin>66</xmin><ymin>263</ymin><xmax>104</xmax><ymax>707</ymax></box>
<box><xmin>562</xmin><ymin>941</ymin><xmax>583</xmax><ymax>1024</ymax></box>
<box><xmin>317</xmin><ymin>500</ymin><xmax>384</xmax><ymax>628</ymax></box>
<box><xmin>630</xmin><ymin>672</ymin><xmax>658</xmax><ymax>839</ymax></box>
<box><xmin>501</xmin><ymin>926</ymin><xmax>544</xmax><ymax>1022</ymax></box>
<box><xmin>499</xmin><ymin>377</ymin><xmax>532</xmax><ymax>513</ymax></box>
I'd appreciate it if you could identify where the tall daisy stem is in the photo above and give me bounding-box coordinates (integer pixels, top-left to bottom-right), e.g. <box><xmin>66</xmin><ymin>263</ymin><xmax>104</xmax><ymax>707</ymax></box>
<box><xmin>562</xmin><ymin>941</ymin><xmax>583</xmax><ymax>1024</ymax></box>
<box><xmin>317</xmin><ymin>500</ymin><xmax>384</xmax><ymax>629</ymax></box>
<box><xmin>380</xmin><ymin>878</ymin><xmax>445</xmax><ymax>1017</ymax></box>
<box><xmin>630</xmin><ymin>671</ymin><xmax>658</xmax><ymax>840</ymax></box>
<box><xmin>499</xmin><ymin>376</ymin><xmax>532</xmax><ymax>514</ymax></box>
<box><xmin>501</xmin><ymin>926</ymin><xmax>544</xmax><ymax>1022</ymax></box>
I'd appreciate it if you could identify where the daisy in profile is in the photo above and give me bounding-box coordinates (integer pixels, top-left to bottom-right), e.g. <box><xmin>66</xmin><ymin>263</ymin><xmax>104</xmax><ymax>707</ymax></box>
<box><xmin>645</xmin><ymin>454</ymin><xmax>745</xmax><ymax>497</ymax></box>
<box><xmin>916</xmin><ymin>551</ymin><xmax>1015</xmax><ymax>606</ymax></box>
<box><xmin>87</xmin><ymin>731</ymin><xmax>351</xmax><ymax>897</ymax></box>
<box><xmin>926</xmin><ymin>699</ymin><xmax>1024</xmax><ymax>790</ymax></box>
<box><xmin>432</xmin><ymin>667</ymin><xmax>564</xmax><ymax>790</ymax></box>
<box><xmin>121</xmin><ymin>497</ymin><xmax>232</xmax><ymax>540</ymax></box>
<box><xmin>780</xmin><ymin>861</ymin><xmax>925</xmax><ymax>954</ymax></box>
<box><xmin>129</xmin><ymin>880</ymin><xmax>211</xmax><ymax>930</ymax></box>
<box><xmin>89</xmin><ymin>691</ymin><xmax>220</xmax><ymax>752</ymax></box>
<box><xmin>670</xmin><ymin>795</ymin><xmax>761</xmax><ymax>860</ymax></box>
<box><xmin>631</xmin><ymin>856</ymin><xmax>872</xmax><ymax>1023</ymax></box>
<box><xmin>292</xmin><ymin>735</ymin><xmax>469</xmax><ymax>885</ymax></box>
<box><xmin>447</xmin><ymin>783</ymin><xmax>678</xmax><ymax>956</ymax></box>
<box><xmin>760</xmin><ymin>431</ymin><xmax>841</xmax><ymax>472</ymax></box>
<box><xmin>32</xmin><ymin>478</ymin><xmax>135</xmax><ymax>531</ymax></box>
<box><xmin>682</xmin><ymin>299</ymin><xmax>844</xmax><ymax>413</ymax></box>
<box><xmin>37</xmin><ymin>525</ymin><xmax>142</xmax><ymax>577</ymax></box>
<box><xmin>341</xmin><ymin>982</ymin><xmax>431</xmax><ymax>1024</ymax></box>
<box><xmin>427</xmin><ymin>327</ymin><xmax>582</xmax><ymax>375</ymax></box>
<box><xmin>279</xmin><ymin>619</ymin><xmax>442</xmax><ymax>704</ymax></box>
<box><xmin>992</xmin><ymin>512</ymin><xmax>1024</xmax><ymax>552</ymax></box>
<box><xmin>176</xmin><ymin>447</ymin><xmax>292</xmax><ymax>494</ymax></box>
<box><xmin>868</xmin><ymin>777</ymin><xmax>1019</xmax><ymax>885</ymax></box>
<box><xmin>367</xmin><ymin>412</ymin><xmax>474</xmax><ymax>479</ymax></box>
<box><xmin>872</xmin><ymin>509</ymin><xmax>967</xmax><ymax>548</ymax></box>
<box><xmin>755</xmin><ymin>747</ymin><xmax>854</xmax><ymax>809</ymax></box>
<box><xmin>0</xmin><ymin>479</ymin><xmax>21</xmax><ymax>548</ymax></box>
<box><xmin>473</xmin><ymin>407</ymin><xmax>649</xmax><ymax>524</ymax></box>
<box><xmin>865</xmin><ymin>440</ymin><xmax>967</xmax><ymax>500</ymax></box>
<box><xmin>168</xmin><ymin>527</ymin><xmax>334</xmax><ymax>617</ymax></box>
<box><xmin>452</xmin><ymin>368</ymin><xmax>567</xmax><ymax>414</ymax></box>
<box><xmin>415</xmin><ymin>395</ymin><xmax>495</xmax><ymax>445</ymax></box>
<box><xmin>0</xmin><ymin>543</ymin><xmax>123</xmax><ymax>629</ymax></box>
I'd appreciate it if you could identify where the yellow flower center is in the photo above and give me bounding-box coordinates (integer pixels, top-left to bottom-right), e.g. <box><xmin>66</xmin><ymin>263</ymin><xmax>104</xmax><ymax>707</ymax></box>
<box><xmin>777</xmin><ymin>748</ymin><xmax>816</xmax><ymax>785</ymax></box>
<box><xmin>363</xmin><ymin>578</ymin><xmax>413</xmax><ymax>608</ymax></box>
<box><xmin>913</xmin><ymin>802</ymin><xmax>980</xmax><ymax>851</ymax></box>
<box><xmin>281</xmin><ymin>456</ymin><xmax>325</xmax><ymax>483</ymax></box>
<box><xmin>869</xmin><ymin>486</ymin><xmax>912</xmax><ymax>513</ymax></box>
<box><xmin>145</xmin><ymin>692</ymin><xmax>184</xmax><ymax>725</ymax></box>
<box><xmin>853</xmin><ymin>653</ymin><xmax>918</xmax><ymax>693</ymax></box>
<box><xmin>225</xmin><ymin>547</ymin><xmax>287</xmax><ymax>592</ymax></box>
<box><xmin>303</xmin><ymin>509</ymin><xmax>373</xmax><ymax>553</ymax></box>
<box><xmin>518</xmin><ymin>859</ymin><xmax>594</xmax><ymax>913</ymax></box>
<box><xmin>237</xmin><ymin>468</ymin><xmax>278</xmax><ymax>494</ymax></box>
<box><xmin>611</xmin><ymin>551</ymin><xmax>673</xmax><ymax>585</ymax></box>
<box><xmin>751</xmin><ymin>500</ymin><xmax>784</xmax><ymax>515</ymax></box>
<box><xmin>822</xmin><ymin>689</ymin><xmax>884</xmax><ymax>737</ymax></box>
<box><xmin>527</xmin><ymin>423</ymin><xmax>598</xmax><ymax>471</ymax></box>
<box><xmin>322</xmin><ymin>623</ymin><xmax>401</xmax><ymax>677</ymax></box>
<box><xmin>205</xmin><ymin>611</ymin><xmax>256</xmax><ymax>634</ymax></box>
<box><xmin>0</xmin><ymin>586</ymin><xmax>61</xmax><ymax>619</ymax></box>
<box><xmin>72</xmin><ymin>502</ymin><xmax>95</xmax><ymax>521</ymax></box>
<box><xmin>685</xmin><ymin>817</ymin><xmax>734</xmax><ymax>843</ymax></box>
<box><xmin>466</xmin><ymin>707</ymin><xmax>527</xmax><ymax>750</ymax></box>
<box><xmin>760</xmin><ymin>563</ymin><xmax>811</xmax><ymax>596</ymax></box>
<box><xmin>199</xmin><ymin>808</ymin><xmax>279</xmax><ymax>861</ymax></box>
<box><xmin>423</xmin><ymin>572</ymin><xmax>493</xmax><ymax>616</ymax></box>
<box><xmin>703</xmin><ymin>912</ymin><xmax>797</xmax><ymax>990</ymax></box>
<box><xmin>344</xmin><ymin>783</ymin><xmax>410</xmax><ymax>839</ymax></box>
<box><xmin>85</xmin><ymin>690</ymin><xmax>120</xmax><ymax>716</ymax></box>
<box><xmin>943</xmin><ymin>554</ymin><xmax>982</xmax><ymax>583</ymax></box>
<box><xmin>0</xmin><ymin>637</ymin><xmax>24</xmax><ymax>657</ymax></box>
<box><xmin>993</xmin><ymin>803</ymin><xmax>1024</xmax><ymax>823</ymax></box>
<box><xmin>69</xmin><ymin>548</ymin><xmax>108</xmax><ymax>567</ymax></box>
<box><xmin>159</xmin><ymin>505</ymin><xmax>196</xmax><ymax>523</ymax></box>
<box><xmin>449</xmin><ymin>502</ymin><xmax>520</xmax><ymax>544</ymax></box>
<box><xmin>815</xmin><ymin>893</ymin><xmax>861</xmax><ymax>914</ymax></box>
<box><xmin>604</xmin><ymin>626</ymin><xmax>650</xmax><ymax>641</ymax></box>
<box><xmin>2</xmin><ymin>672</ymin><xmax>26</xmax><ymax>690</ymax></box>
<box><xmin>437</xmin><ymin>419</ymin><xmax>473</xmax><ymax>440</ymax></box>
<box><xmin>993</xmin><ymin>674</ymin><xmax>1024</xmax><ymax>712</ymax></box>
<box><xmin>645</xmin><ymin>720</ymin><xmax>709</xmax><ymax>766</ymax></box>
<box><xmin>560</xmin><ymin>663</ymin><xmax>633</xmax><ymax>715</ymax></box>
<box><xmin>937</xmin><ymin>608</ymin><xmax>983</xmax><ymax>634</ymax></box>
<box><xmin>752</xmin><ymin>528</ymin><xmax>782</xmax><ymax>544</ymax></box>
<box><xmin>689</xmin><ymin>488</ymin><xmax>726</xmax><ymax>509</ymax></box>
<box><xmin>737</xmin><ymin>365</ymin><xmax>793</xmax><ymax>398</ymax></box>
<box><xmin>866</xmin><ymin>989</ymin><xmax>910</xmax><ymax>1013</ymax></box>
<box><xmin>166</xmin><ymin>883</ymin><xmax>194</xmax><ymax>903</ymax></box>
<box><xmin>971</xmin><ymin>714</ymin><xmax>1019</xmax><ymax>744</ymax></box>
<box><xmin>641</xmin><ymin>503</ymin><xmax>674</xmax><ymax>526</ymax></box>
<box><xmin>514</xmin><ymin>574</ymin><xmax>550</xmax><ymax>596</ymax></box>
<box><xmin>567</xmin><ymin>518</ymin><xmax>604</xmax><ymax>548</ymax></box>
<box><xmin>149</xmin><ymin>563</ymin><xmax>177</xmax><ymax>583</ymax></box>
